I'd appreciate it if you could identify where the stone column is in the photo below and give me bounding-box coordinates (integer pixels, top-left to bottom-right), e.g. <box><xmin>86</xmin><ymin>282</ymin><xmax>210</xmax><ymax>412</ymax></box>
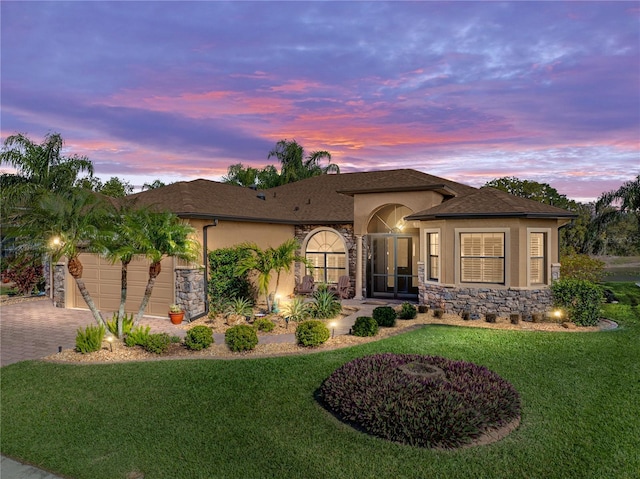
<box><xmin>354</xmin><ymin>234</ymin><xmax>363</xmax><ymax>300</ymax></box>
<box><xmin>551</xmin><ymin>263</ymin><xmax>561</xmax><ymax>281</ymax></box>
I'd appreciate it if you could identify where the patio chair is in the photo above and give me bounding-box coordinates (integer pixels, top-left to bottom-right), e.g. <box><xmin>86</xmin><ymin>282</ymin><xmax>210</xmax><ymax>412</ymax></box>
<box><xmin>336</xmin><ymin>275</ymin><xmax>351</xmax><ymax>299</ymax></box>
<box><xmin>296</xmin><ymin>275</ymin><xmax>315</xmax><ymax>295</ymax></box>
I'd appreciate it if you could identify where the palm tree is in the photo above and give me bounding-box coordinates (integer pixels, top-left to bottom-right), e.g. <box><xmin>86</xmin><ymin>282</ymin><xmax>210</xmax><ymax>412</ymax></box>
<box><xmin>267</xmin><ymin>139</ymin><xmax>338</xmax><ymax>185</ymax></box>
<box><xmin>14</xmin><ymin>188</ymin><xmax>110</xmax><ymax>328</ymax></box>
<box><xmin>597</xmin><ymin>175</ymin><xmax>640</xmax><ymax>219</ymax></box>
<box><xmin>97</xmin><ymin>203</ymin><xmax>150</xmax><ymax>337</ymax></box>
<box><xmin>236</xmin><ymin>239</ymin><xmax>308</xmax><ymax>312</ymax></box>
<box><xmin>0</xmin><ymin>132</ymin><xmax>94</xmax><ymax>206</ymax></box>
<box><xmin>134</xmin><ymin>211</ymin><xmax>199</xmax><ymax>324</ymax></box>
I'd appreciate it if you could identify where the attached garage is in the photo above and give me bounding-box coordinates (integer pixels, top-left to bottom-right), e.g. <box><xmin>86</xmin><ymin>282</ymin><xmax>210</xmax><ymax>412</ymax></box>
<box><xmin>68</xmin><ymin>254</ymin><xmax>174</xmax><ymax>317</ymax></box>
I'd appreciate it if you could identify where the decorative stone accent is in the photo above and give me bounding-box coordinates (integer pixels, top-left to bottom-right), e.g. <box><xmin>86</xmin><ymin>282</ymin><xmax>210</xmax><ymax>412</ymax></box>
<box><xmin>52</xmin><ymin>263</ymin><xmax>66</xmax><ymax>308</ymax></box>
<box><xmin>419</xmin><ymin>283</ymin><xmax>553</xmax><ymax>316</ymax></box>
<box><xmin>175</xmin><ymin>267</ymin><xmax>204</xmax><ymax>320</ymax></box>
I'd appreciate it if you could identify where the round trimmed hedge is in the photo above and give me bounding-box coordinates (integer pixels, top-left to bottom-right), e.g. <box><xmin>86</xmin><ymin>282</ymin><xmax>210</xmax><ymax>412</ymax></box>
<box><xmin>295</xmin><ymin>320</ymin><xmax>330</xmax><ymax>347</ymax></box>
<box><xmin>185</xmin><ymin>325</ymin><xmax>214</xmax><ymax>351</ymax></box>
<box><xmin>318</xmin><ymin>353</ymin><xmax>520</xmax><ymax>449</ymax></box>
<box><xmin>225</xmin><ymin>324</ymin><xmax>258</xmax><ymax>352</ymax></box>
<box><xmin>351</xmin><ymin>316</ymin><xmax>378</xmax><ymax>337</ymax></box>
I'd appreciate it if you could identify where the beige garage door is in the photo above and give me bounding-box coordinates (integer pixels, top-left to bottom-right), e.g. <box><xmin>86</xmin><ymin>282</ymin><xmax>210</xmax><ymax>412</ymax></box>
<box><xmin>70</xmin><ymin>254</ymin><xmax>174</xmax><ymax>317</ymax></box>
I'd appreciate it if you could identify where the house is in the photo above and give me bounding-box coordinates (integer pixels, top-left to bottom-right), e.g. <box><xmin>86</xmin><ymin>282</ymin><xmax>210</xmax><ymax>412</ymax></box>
<box><xmin>48</xmin><ymin>169</ymin><xmax>575</xmax><ymax>319</ymax></box>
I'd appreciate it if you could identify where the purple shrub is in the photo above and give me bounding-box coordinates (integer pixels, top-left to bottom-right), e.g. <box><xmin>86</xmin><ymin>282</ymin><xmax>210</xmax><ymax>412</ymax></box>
<box><xmin>318</xmin><ymin>353</ymin><xmax>520</xmax><ymax>449</ymax></box>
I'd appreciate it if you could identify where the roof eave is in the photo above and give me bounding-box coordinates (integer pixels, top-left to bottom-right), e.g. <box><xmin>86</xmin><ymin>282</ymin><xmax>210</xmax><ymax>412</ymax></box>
<box><xmin>337</xmin><ymin>184</ymin><xmax>457</xmax><ymax>197</ymax></box>
<box><xmin>406</xmin><ymin>212</ymin><xmax>578</xmax><ymax>221</ymax></box>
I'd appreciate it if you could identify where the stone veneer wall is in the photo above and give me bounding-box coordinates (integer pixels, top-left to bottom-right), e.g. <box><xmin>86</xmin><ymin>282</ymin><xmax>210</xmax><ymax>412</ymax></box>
<box><xmin>175</xmin><ymin>267</ymin><xmax>205</xmax><ymax>320</ymax></box>
<box><xmin>50</xmin><ymin>262</ymin><xmax>66</xmax><ymax>308</ymax></box>
<box><xmin>294</xmin><ymin>224</ymin><xmax>356</xmax><ymax>297</ymax></box>
<box><xmin>417</xmin><ymin>262</ymin><xmax>553</xmax><ymax>316</ymax></box>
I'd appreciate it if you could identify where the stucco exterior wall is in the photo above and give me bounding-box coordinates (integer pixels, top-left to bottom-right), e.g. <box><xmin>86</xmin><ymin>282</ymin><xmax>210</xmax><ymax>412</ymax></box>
<box><xmin>190</xmin><ymin>218</ymin><xmax>298</xmax><ymax>297</ymax></box>
<box><xmin>352</xmin><ymin>191</ymin><xmax>444</xmax><ymax>235</ymax></box>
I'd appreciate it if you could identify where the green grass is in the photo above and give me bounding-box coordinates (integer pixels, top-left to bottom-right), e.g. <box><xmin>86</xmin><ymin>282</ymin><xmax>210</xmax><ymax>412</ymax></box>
<box><xmin>2</xmin><ymin>288</ymin><xmax>640</xmax><ymax>479</ymax></box>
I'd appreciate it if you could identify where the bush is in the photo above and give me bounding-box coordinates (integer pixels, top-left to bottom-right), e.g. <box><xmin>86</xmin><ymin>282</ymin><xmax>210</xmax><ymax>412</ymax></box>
<box><xmin>418</xmin><ymin>305</ymin><xmax>429</xmax><ymax>314</ymax></box>
<box><xmin>106</xmin><ymin>313</ymin><xmax>134</xmax><ymax>337</ymax></box>
<box><xmin>5</xmin><ymin>252</ymin><xmax>44</xmax><ymax>295</ymax></box>
<box><xmin>124</xmin><ymin>325</ymin><xmax>151</xmax><ymax>348</ymax></box>
<box><xmin>185</xmin><ymin>325</ymin><xmax>213</xmax><ymax>351</ymax></box>
<box><xmin>551</xmin><ymin>279</ymin><xmax>603</xmax><ymax>326</ymax></box>
<box><xmin>296</xmin><ymin>320</ymin><xmax>330</xmax><ymax>347</ymax></box>
<box><xmin>318</xmin><ymin>353</ymin><xmax>521</xmax><ymax>449</ymax></box>
<box><xmin>308</xmin><ymin>289</ymin><xmax>342</xmax><ymax>319</ymax></box>
<box><xmin>372</xmin><ymin>306</ymin><xmax>397</xmax><ymax>327</ymax></box>
<box><xmin>225</xmin><ymin>324</ymin><xmax>258</xmax><ymax>352</ymax></box>
<box><xmin>75</xmin><ymin>324</ymin><xmax>105</xmax><ymax>354</ymax></box>
<box><xmin>253</xmin><ymin>318</ymin><xmax>275</xmax><ymax>332</ymax></box>
<box><xmin>510</xmin><ymin>314</ymin><xmax>520</xmax><ymax>325</ymax></box>
<box><xmin>208</xmin><ymin>246</ymin><xmax>256</xmax><ymax>314</ymax></box>
<box><xmin>485</xmin><ymin>313</ymin><xmax>497</xmax><ymax>323</ymax></box>
<box><xmin>433</xmin><ymin>309</ymin><xmax>444</xmax><ymax>318</ymax></box>
<box><xmin>461</xmin><ymin>311</ymin><xmax>471</xmax><ymax>321</ymax></box>
<box><xmin>351</xmin><ymin>316</ymin><xmax>378</xmax><ymax>337</ymax></box>
<box><xmin>398</xmin><ymin>302</ymin><xmax>417</xmax><ymax>320</ymax></box>
<box><xmin>282</xmin><ymin>296</ymin><xmax>310</xmax><ymax>322</ymax></box>
<box><xmin>560</xmin><ymin>254</ymin><xmax>606</xmax><ymax>283</ymax></box>
<box><xmin>144</xmin><ymin>333</ymin><xmax>172</xmax><ymax>354</ymax></box>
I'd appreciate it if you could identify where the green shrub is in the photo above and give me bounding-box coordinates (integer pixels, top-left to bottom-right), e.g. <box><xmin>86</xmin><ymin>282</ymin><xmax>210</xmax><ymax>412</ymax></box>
<box><xmin>225</xmin><ymin>324</ymin><xmax>258</xmax><ymax>352</ymax></box>
<box><xmin>75</xmin><ymin>324</ymin><xmax>105</xmax><ymax>354</ymax></box>
<box><xmin>124</xmin><ymin>325</ymin><xmax>151</xmax><ymax>348</ymax></box>
<box><xmin>398</xmin><ymin>302</ymin><xmax>417</xmax><ymax>320</ymax></box>
<box><xmin>106</xmin><ymin>313</ymin><xmax>134</xmax><ymax>337</ymax></box>
<box><xmin>144</xmin><ymin>333</ymin><xmax>172</xmax><ymax>354</ymax></box>
<box><xmin>253</xmin><ymin>318</ymin><xmax>275</xmax><ymax>332</ymax></box>
<box><xmin>208</xmin><ymin>246</ymin><xmax>256</xmax><ymax>314</ymax></box>
<box><xmin>373</xmin><ymin>306</ymin><xmax>397</xmax><ymax>327</ymax></box>
<box><xmin>551</xmin><ymin>279</ymin><xmax>604</xmax><ymax>326</ymax></box>
<box><xmin>351</xmin><ymin>316</ymin><xmax>378</xmax><ymax>337</ymax></box>
<box><xmin>185</xmin><ymin>325</ymin><xmax>214</xmax><ymax>351</ymax></box>
<box><xmin>296</xmin><ymin>320</ymin><xmax>330</xmax><ymax>347</ymax></box>
<box><xmin>308</xmin><ymin>289</ymin><xmax>342</xmax><ymax>319</ymax></box>
<box><xmin>283</xmin><ymin>296</ymin><xmax>310</xmax><ymax>322</ymax></box>
<box><xmin>560</xmin><ymin>254</ymin><xmax>606</xmax><ymax>283</ymax></box>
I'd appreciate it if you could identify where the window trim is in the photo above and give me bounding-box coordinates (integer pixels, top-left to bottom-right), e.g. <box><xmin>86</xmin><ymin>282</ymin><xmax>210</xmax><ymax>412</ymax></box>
<box><xmin>423</xmin><ymin>228</ymin><xmax>440</xmax><ymax>283</ymax></box>
<box><xmin>527</xmin><ymin>228</ymin><xmax>551</xmax><ymax>286</ymax></box>
<box><xmin>455</xmin><ymin>228</ymin><xmax>510</xmax><ymax>286</ymax></box>
<box><xmin>301</xmin><ymin>227</ymin><xmax>349</xmax><ymax>284</ymax></box>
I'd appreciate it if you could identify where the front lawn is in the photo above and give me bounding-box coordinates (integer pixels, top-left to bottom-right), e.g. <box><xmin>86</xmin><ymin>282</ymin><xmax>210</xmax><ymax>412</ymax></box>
<box><xmin>1</xmin><ymin>291</ymin><xmax>639</xmax><ymax>479</ymax></box>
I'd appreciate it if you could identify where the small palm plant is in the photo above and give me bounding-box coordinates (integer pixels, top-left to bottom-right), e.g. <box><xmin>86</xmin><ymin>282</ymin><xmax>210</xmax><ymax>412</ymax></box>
<box><xmin>308</xmin><ymin>289</ymin><xmax>342</xmax><ymax>319</ymax></box>
<box><xmin>282</xmin><ymin>296</ymin><xmax>310</xmax><ymax>322</ymax></box>
<box><xmin>225</xmin><ymin>297</ymin><xmax>254</xmax><ymax>319</ymax></box>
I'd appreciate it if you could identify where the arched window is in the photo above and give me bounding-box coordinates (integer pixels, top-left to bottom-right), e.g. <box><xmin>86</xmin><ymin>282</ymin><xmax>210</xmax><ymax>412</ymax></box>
<box><xmin>305</xmin><ymin>229</ymin><xmax>347</xmax><ymax>284</ymax></box>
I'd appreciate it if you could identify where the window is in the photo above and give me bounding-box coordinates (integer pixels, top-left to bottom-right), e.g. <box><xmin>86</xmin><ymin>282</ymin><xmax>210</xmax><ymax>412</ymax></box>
<box><xmin>460</xmin><ymin>233</ymin><xmax>504</xmax><ymax>284</ymax></box>
<box><xmin>529</xmin><ymin>232</ymin><xmax>546</xmax><ymax>285</ymax></box>
<box><xmin>305</xmin><ymin>230</ymin><xmax>346</xmax><ymax>284</ymax></box>
<box><xmin>426</xmin><ymin>232</ymin><xmax>439</xmax><ymax>281</ymax></box>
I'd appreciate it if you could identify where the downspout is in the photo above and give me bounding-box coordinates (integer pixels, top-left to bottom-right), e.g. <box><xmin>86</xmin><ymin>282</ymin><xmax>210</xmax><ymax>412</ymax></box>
<box><xmin>190</xmin><ymin>220</ymin><xmax>218</xmax><ymax>321</ymax></box>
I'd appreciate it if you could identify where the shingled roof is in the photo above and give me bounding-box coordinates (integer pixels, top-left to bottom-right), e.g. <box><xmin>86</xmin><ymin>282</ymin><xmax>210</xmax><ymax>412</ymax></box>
<box><xmin>405</xmin><ymin>187</ymin><xmax>577</xmax><ymax>220</ymax></box>
<box><xmin>126</xmin><ymin>171</ymin><xmax>574</xmax><ymax>224</ymax></box>
<box><xmin>126</xmin><ymin>169</ymin><xmax>477</xmax><ymax>224</ymax></box>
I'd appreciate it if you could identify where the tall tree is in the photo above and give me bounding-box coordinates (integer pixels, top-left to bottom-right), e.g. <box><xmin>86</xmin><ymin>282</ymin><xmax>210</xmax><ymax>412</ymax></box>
<box><xmin>595</xmin><ymin>175</ymin><xmax>640</xmax><ymax>253</ymax></box>
<box><xmin>142</xmin><ymin>179</ymin><xmax>166</xmax><ymax>190</ymax></box>
<box><xmin>0</xmin><ymin>132</ymin><xmax>94</xmax><ymax>206</ymax></box>
<box><xmin>134</xmin><ymin>211</ymin><xmax>199</xmax><ymax>324</ymax></box>
<box><xmin>268</xmin><ymin>139</ymin><xmax>338</xmax><ymax>184</ymax></box>
<box><xmin>222</xmin><ymin>163</ymin><xmax>260</xmax><ymax>187</ymax></box>
<box><xmin>99</xmin><ymin>177</ymin><xmax>134</xmax><ymax>197</ymax></box>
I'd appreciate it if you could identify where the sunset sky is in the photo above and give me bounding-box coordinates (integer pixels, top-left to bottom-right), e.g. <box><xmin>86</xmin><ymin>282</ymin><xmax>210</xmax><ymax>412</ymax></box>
<box><xmin>1</xmin><ymin>1</ymin><xmax>638</xmax><ymax>202</ymax></box>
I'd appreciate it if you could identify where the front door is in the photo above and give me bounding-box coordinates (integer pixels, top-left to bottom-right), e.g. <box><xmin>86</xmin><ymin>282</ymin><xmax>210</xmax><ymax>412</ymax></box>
<box><xmin>368</xmin><ymin>234</ymin><xmax>418</xmax><ymax>300</ymax></box>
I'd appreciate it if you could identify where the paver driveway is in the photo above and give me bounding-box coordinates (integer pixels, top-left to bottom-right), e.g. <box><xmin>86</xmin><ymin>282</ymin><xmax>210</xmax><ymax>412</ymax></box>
<box><xmin>0</xmin><ymin>298</ymin><xmax>187</xmax><ymax>367</ymax></box>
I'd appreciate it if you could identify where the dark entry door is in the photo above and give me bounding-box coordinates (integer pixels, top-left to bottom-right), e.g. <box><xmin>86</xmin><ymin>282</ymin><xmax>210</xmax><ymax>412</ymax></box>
<box><xmin>369</xmin><ymin>234</ymin><xmax>418</xmax><ymax>300</ymax></box>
